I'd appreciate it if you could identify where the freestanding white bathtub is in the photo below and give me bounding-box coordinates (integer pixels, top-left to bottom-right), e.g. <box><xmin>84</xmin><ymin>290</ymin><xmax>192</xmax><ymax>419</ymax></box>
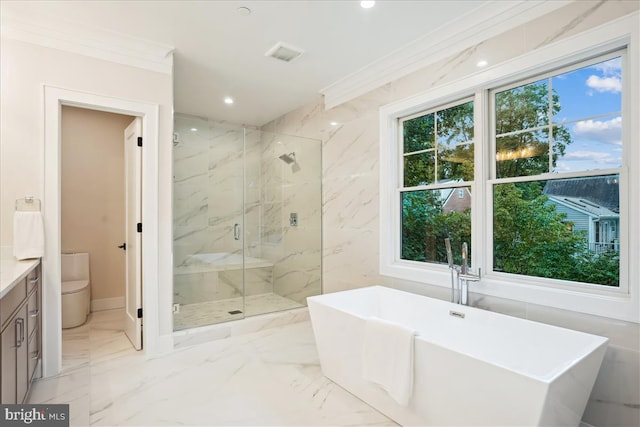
<box><xmin>308</xmin><ymin>286</ymin><xmax>608</xmax><ymax>427</ymax></box>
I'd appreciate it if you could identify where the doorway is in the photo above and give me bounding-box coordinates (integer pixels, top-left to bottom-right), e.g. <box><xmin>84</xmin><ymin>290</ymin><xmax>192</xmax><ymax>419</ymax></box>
<box><xmin>60</xmin><ymin>107</ymin><xmax>141</xmax><ymax>355</ymax></box>
<box><xmin>42</xmin><ymin>86</ymin><xmax>162</xmax><ymax>377</ymax></box>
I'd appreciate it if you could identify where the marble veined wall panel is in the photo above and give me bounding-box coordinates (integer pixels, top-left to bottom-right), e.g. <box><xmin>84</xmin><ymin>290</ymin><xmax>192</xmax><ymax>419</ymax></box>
<box><xmin>259</xmin><ymin>130</ymin><xmax>322</xmax><ymax>305</ymax></box>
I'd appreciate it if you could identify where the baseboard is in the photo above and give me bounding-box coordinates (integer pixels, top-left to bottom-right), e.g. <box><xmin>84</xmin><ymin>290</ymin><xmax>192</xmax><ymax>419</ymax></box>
<box><xmin>91</xmin><ymin>296</ymin><xmax>125</xmax><ymax>312</ymax></box>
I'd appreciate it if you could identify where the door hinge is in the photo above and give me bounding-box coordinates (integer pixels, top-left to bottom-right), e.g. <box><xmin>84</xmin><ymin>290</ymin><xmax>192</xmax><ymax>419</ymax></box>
<box><xmin>137</xmin><ymin>223</ymin><xmax>142</xmax><ymax>233</ymax></box>
<box><xmin>137</xmin><ymin>136</ymin><xmax>143</xmax><ymax>147</ymax></box>
<box><xmin>137</xmin><ymin>308</ymin><xmax>143</xmax><ymax>318</ymax></box>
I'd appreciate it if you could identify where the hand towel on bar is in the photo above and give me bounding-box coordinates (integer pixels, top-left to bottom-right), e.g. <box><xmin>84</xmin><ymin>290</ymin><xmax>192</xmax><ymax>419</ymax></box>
<box><xmin>13</xmin><ymin>211</ymin><xmax>45</xmax><ymax>260</ymax></box>
<box><xmin>362</xmin><ymin>316</ymin><xmax>416</xmax><ymax>406</ymax></box>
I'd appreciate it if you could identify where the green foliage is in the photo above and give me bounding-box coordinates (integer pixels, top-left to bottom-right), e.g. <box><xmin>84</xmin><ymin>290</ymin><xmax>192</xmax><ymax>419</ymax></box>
<box><xmin>401</xmin><ymin>190</ymin><xmax>471</xmax><ymax>265</ymax></box>
<box><xmin>493</xmin><ymin>183</ymin><xmax>583</xmax><ymax>278</ymax></box>
<box><xmin>402</xmin><ymin>101</ymin><xmax>474</xmax><ymax>186</ymax></box>
<box><xmin>493</xmin><ymin>183</ymin><xmax>619</xmax><ymax>286</ymax></box>
<box><xmin>495</xmin><ymin>81</ymin><xmax>572</xmax><ymax>178</ymax></box>
<box><xmin>576</xmin><ymin>250</ymin><xmax>619</xmax><ymax>287</ymax></box>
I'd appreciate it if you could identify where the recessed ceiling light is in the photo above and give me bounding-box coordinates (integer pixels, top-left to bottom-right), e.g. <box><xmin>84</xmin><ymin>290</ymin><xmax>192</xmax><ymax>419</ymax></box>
<box><xmin>330</xmin><ymin>121</ymin><xmax>339</xmax><ymax>126</ymax></box>
<box><xmin>477</xmin><ymin>60</ymin><xmax>488</xmax><ymax>68</ymax></box>
<box><xmin>224</xmin><ymin>97</ymin><xmax>234</xmax><ymax>105</ymax></box>
<box><xmin>190</xmin><ymin>128</ymin><xmax>198</xmax><ymax>132</ymax></box>
<box><xmin>361</xmin><ymin>1</ymin><xmax>375</xmax><ymax>9</ymax></box>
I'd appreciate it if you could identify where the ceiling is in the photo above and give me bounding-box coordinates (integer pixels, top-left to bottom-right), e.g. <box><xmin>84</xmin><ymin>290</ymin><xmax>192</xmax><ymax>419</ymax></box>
<box><xmin>1</xmin><ymin>1</ymin><xmax>560</xmax><ymax>126</ymax></box>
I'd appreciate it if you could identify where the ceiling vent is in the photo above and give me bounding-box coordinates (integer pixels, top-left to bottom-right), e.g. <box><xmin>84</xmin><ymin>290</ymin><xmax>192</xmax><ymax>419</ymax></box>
<box><xmin>265</xmin><ymin>42</ymin><xmax>304</xmax><ymax>62</ymax></box>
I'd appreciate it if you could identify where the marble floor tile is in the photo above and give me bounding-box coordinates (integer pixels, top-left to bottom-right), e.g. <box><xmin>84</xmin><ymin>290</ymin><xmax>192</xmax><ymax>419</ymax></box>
<box><xmin>173</xmin><ymin>292</ymin><xmax>304</xmax><ymax>330</ymax></box>
<box><xmin>29</xmin><ymin>309</ymin><xmax>397</xmax><ymax>427</ymax></box>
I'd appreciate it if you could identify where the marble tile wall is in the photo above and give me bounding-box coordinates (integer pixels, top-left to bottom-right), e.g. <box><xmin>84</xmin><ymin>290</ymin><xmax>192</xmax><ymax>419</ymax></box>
<box><xmin>259</xmin><ymin>130</ymin><xmax>322</xmax><ymax>305</ymax></box>
<box><xmin>260</xmin><ymin>3</ymin><xmax>639</xmax><ymax>426</ymax></box>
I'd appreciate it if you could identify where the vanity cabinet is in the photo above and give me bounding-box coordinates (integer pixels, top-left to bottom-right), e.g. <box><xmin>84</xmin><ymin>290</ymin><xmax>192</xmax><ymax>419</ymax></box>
<box><xmin>0</xmin><ymin>263</ymin><xmax>41</xmax><ymax>404</ymax></box>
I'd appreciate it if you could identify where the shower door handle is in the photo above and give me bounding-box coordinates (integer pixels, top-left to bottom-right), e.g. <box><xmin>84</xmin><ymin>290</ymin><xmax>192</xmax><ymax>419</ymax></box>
<box><xmin>233</xmin><ymin>224</ymin><xmax>241</xmax><ymax>241</ymax></box>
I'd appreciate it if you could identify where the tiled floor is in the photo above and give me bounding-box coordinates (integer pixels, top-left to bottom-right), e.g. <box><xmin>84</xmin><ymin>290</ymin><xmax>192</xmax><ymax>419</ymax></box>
<box><xmin>173</xmin><ymin>293</ymin><xmax>304</xmax><ymax>331</ymax></box>
<box><xmin>28</xmin><ymin>309</ymin><xmax>397</xmax><ymax>426</ymax></box>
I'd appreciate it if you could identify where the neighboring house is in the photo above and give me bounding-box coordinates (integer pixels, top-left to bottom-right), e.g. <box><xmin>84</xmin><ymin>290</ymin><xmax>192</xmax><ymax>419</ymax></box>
<box><xmin>544</xmin><ymin>177</ymin><xmax>620</xmax><ymax>254</ymax></box>
<box><xmin>441</xmin><ymin>186</ymin><xmax>472</xmax><ymax>214</ymax></box>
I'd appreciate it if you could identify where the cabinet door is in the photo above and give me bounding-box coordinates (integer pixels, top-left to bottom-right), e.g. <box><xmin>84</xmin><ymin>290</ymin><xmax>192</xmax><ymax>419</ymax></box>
<box><xmin>27</xmin><ymin>289</ymin><xmax>40</xmax><ymax>381</ymax></box>
<box><xmin>1</xmin><ymin>320</ymin><xmax>17</xmax><ymax>404</ymax></box>
<box><xmin>15</xmin><ymin>305</ymin><xmax>28</xmax><ymax>404</ymax></box>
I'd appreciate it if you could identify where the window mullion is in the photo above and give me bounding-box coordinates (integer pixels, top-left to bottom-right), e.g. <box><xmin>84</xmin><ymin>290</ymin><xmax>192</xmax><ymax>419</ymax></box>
<box><xmin>434</xmin><ymin>111</ymin><xmax>438</xmax><ymax>184</ymax></box>
<box><xmin>548</xmin><ymin>77</ymin><xmax>554</xmax><ymax>174</ymax></box>
<box><xmin>474</xmin><ymin>90</ymin><xmax>487</xmax><ymax>274</ymax></box>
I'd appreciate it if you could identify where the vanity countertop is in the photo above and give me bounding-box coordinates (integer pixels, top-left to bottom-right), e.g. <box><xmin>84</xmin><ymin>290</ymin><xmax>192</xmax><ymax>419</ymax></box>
<box><xmin>0</xmin><ymin>256</ymin><xmax>40</xmax><ymax>298</ymax></box>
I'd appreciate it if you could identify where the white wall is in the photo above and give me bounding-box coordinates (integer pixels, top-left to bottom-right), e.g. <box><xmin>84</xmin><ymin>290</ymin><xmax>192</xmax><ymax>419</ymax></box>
<box><xmin>0</xmin><ymin>38</ymin><xmax>174</xmax><ymax>338</ymax></box>
<box><xmin>262</xmin><ymin>2</ymin><xmax>640</xmax><ymax>426</ymax></box>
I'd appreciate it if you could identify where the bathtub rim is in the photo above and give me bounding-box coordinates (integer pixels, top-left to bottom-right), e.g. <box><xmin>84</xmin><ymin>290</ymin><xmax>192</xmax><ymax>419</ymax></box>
<box><xmin>307</xmin><ymin>285</ymin><xmax>609</xmax><ymax>383</ymax></box>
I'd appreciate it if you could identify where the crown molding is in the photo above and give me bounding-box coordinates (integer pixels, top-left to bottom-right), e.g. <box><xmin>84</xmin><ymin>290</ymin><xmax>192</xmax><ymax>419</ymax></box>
<box><xmin>321</xmin><ymin>0</ymin><xmax>572</xmax><ymax>110</ymax></box>
<box><xmin>1</xmin><ymin>11</ymin><xmax>174</xmax><ymax>75</ymax></box>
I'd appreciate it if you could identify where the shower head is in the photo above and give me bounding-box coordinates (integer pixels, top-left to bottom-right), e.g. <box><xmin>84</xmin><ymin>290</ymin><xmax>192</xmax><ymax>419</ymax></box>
<box><xmin>279</xmin><ymin>152</ymin><xmax>296</xmax><ymax>164</ymax></box>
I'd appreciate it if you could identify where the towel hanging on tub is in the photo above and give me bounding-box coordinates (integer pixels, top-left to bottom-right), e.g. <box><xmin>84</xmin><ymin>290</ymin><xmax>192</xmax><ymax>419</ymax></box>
<box><xmin>362</xmin><ymin>316</ymin><xmax>417</xmax><ymax>406</ymax></box>
<box><xmin>13</xmin><ymin>211</ymin><xmax>45</xmax><ymax>260</ymax></box>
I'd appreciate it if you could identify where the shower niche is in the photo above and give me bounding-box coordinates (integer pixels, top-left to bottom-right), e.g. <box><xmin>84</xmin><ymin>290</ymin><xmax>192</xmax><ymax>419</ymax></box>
<box><xmin>172</xmin><ymin>114</ymin><xmax>322</xmax><ymax>331</ymax></box>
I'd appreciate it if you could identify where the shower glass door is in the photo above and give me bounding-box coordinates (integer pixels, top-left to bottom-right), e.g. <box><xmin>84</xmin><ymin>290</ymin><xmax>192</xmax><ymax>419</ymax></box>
<box><xmin>173</xmin><ymin>115</ymin><xmax>245</xmax><ymax>330</ymax></box>
<box><xmin>172</xmin><ymin>115</ymin><xmax>322</xmax><ymax>331</ymax></box>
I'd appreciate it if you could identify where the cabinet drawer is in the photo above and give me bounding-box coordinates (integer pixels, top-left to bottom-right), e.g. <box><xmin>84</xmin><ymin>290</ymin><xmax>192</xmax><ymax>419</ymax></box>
<box><xmin>27</xmin><ymin>290</ymin><xmax>39</xmax><ymax>337</ymax></box>
<box><xmin>1</xmin><ymin>279</ymin><xmax>26</xmax><ymax>330</ymax></box>
<box><xmin>26</xmin><ymin>267</ymin><xmax>40</xmax><ymax>294</ymax></box>
<box><xmin>28</xmin><ymin>327</ymin><xmax>40</xmax><ymax>381</ymax></box>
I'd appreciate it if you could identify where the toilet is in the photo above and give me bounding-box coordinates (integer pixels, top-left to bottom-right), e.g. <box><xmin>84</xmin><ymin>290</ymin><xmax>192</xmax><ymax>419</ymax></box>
<box><xmin>61</xmin><ymin>252</ymin><xmax>91</xmax><ymax>328</ymax></box>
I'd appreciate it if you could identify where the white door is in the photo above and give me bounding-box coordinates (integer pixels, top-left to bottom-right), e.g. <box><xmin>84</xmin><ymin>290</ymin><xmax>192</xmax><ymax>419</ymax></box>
<box><xmin>124</xmin><ymin>118</ymin><xmax>142</xmax><ymax>350</ymax></box>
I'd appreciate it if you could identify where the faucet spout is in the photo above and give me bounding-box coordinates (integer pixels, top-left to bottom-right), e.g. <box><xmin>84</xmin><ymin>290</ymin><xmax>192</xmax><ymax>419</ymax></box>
<box><xmin>445</xmin><ymin>238</ymin><xmax>456</xmax><ymax>303</ymax></box>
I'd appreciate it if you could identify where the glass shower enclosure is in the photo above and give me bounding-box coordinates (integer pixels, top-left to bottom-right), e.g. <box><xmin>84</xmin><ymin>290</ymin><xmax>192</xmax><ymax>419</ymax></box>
<box><xmin>172</xmin><ymin>114</ymin><xmax>322</xmax><ymax>331</ymax></box>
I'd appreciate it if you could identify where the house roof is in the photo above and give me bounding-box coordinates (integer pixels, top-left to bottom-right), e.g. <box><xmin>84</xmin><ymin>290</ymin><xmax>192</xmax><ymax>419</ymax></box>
<box><xmin>543</xmin><ymin>175</ymin><xmax>619</xmax><ymax>213</ymax></box>
<box><xmin>547</xmin><ymin>195</ymin><xmax>619</xmax><ymax>218</ymax></box>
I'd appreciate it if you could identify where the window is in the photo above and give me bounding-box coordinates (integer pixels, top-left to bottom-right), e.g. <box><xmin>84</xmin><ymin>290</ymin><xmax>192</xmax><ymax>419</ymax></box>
<box><xmin>400</xmin><ymin>100</ymin><xmax>473</xmax><ymax>265</ymax></box>
<box><xmin>379</xmin><ymin>15</ymin><xmax>638</xmax><ymax>321</ymax></box>
<box><xmin>491</xmin><ymin>55</ymin><xmax>622</xmax><ymax>287</ymax></box>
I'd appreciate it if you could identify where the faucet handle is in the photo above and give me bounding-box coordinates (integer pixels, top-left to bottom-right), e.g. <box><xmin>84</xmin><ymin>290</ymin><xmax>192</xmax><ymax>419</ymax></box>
<box><xmin>444</xmin><ymin>238</ymin><xmax>454</xmax><ymax>269</ymax></box>
<box><xmin>459</xmin><ymin>268</ymin><xmax>481</xmax><ymax>281</ymax></box>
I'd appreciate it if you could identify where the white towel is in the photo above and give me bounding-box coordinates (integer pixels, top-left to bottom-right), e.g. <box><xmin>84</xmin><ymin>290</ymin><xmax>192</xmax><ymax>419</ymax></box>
<box><xmin>13</xmin><ymin>211</ymin><xmax>45</xmax><ymax>260</ymax></box>
<box><xmin>362</xmin><ymin>316</ymin><xmax>416</xmax><ymax>406</ymax></box>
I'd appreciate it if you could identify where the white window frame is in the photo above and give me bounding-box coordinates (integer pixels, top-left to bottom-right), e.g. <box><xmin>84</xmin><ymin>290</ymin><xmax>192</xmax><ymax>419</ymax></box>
<box><xmin>379</xmin><ymin>12</ymin><xmax>639</xmax><ymax>323</ymax></box>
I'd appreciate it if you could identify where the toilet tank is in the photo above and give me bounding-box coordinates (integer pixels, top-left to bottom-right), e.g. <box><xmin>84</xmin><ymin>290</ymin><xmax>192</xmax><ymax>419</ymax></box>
<box><xmin>61</xmin><ymin>252</ymin><xmax>90</xmax><ymax>282</ymax></box>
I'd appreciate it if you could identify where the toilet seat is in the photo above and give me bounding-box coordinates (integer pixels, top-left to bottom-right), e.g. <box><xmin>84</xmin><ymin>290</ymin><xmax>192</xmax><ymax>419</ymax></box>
<box><xmin>62</xmin><ymin>280</ymin><xmax>89</xmax><ymax>295</ymax></box>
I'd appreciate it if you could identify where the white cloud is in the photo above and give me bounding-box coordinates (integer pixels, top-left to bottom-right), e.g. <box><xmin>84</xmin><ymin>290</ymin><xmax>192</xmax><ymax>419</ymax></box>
<box><xmin>592</xmin><ymin>57</ymin><xmax>622</xmax><ymax>76</ymax></box>
<box><xmin>562</xmin><ymin>151</ymin><xmax>619</xmax><ymax>164</ymax></box>
<box><xmin>586</xmin><ymin>57</ymin><xmax>622</xmax><ymax>94</ymax></box>
<box><xmin>572</xmin><ymin>117</ymin><xmax>622</xmax><ymax>145</ymax></box>
<box><xmin>586</xmin><ymin>75</ymin><xmax>621</xmax><ymax>93</ymax></box>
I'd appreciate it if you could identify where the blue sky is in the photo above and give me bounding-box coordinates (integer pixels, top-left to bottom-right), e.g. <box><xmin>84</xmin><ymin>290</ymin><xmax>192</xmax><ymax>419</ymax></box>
<box><xmin>551</xmin><ymin>57</ymin><xmax>622</xmax><ymax>173</ymax></box>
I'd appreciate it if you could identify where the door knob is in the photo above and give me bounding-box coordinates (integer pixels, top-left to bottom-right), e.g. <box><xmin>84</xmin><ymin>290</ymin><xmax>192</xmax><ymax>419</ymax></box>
<box><xmin>118</xmin><ymin>243</ymin><xmax>127</xmax><ymax>250</ymax></box>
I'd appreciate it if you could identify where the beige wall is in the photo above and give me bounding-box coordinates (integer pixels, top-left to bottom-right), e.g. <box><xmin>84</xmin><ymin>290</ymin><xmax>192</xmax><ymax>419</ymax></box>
<box><xmin>61</xmin><ymin>106</ymin><xmax>133</xmax><ymax>305</ymax></box>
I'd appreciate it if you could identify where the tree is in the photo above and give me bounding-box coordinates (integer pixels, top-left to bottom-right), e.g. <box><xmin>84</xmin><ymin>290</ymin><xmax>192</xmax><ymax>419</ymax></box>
<box><xmin>494</xmin><ymin>81</ymin><xmax>572</xmax><ymax>178</ymax></box>
<box><xmin>493</xmin><ymin>183</ymin><xmax>584</xmax><ymax>279</ymax></box>
<box><xmin>402</xmin><ymin>190</ymin><xmax>471</xmax><ymax>265</ymax></box>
